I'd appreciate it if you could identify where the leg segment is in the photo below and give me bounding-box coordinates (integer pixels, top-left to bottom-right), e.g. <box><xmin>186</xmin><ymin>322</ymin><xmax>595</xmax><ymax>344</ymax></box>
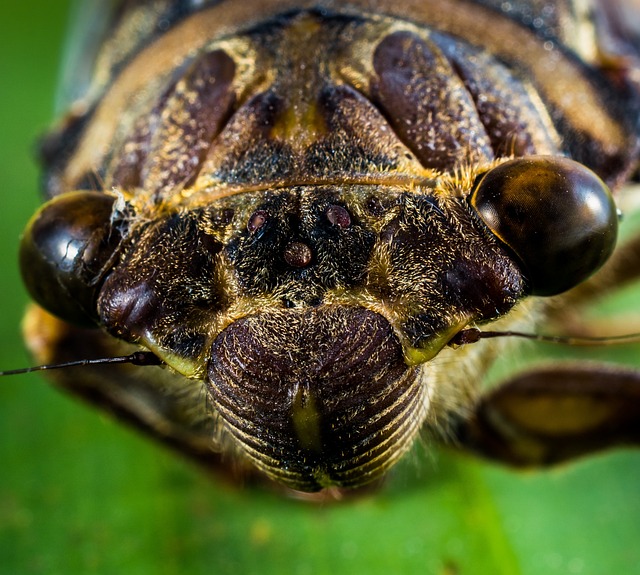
<box><xmin>454</xmin><ymin>364</ymin><xmax>640</xmax><ymax>466</ymax></box>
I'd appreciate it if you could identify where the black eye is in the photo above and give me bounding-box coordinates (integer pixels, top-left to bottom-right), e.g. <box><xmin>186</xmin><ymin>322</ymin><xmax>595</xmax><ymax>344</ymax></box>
<box><xmin>469</xmin><ymin>156</ymin><xmax>618</xmax><ymax>296</ymax></box>
<box><xmin>20</xmin><ymin>191</ymin><xmax>124</xmax><ymax>326</ymax></box>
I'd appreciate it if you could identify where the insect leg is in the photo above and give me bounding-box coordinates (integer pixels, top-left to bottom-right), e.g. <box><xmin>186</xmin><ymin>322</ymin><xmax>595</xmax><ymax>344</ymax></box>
<box><xmin>23</xmin><ymin>305</ymin><xmax>247</xmax><ymax>479</ymax></box>
<box><xmin>452</xmin><ymin>364</ymin><xmax>640</xmax><ymax>467</ymax></box>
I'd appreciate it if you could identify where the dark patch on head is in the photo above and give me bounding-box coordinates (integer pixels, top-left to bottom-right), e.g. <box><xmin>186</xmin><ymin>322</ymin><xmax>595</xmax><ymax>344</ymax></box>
<box><xmin>226</xmin><ymin>189</ymin><xmax>376</xmax><ymax>303</ymax></box>
<box><xmin>98</xmin><ymin>210</ymin><xmax>224</xmax><ymax>360</ymax></box>
<box><xmin>377</xmin><ymin>193</ymin><xmax>525</xmax><ymax>347</ymax></box>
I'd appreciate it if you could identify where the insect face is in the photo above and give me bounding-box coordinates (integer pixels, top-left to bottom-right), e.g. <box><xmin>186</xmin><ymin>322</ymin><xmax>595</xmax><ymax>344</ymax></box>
<box><xmin>14</xmin><ymin>1</ymin><xmax>640</xmax><ymax>493</ymax></box>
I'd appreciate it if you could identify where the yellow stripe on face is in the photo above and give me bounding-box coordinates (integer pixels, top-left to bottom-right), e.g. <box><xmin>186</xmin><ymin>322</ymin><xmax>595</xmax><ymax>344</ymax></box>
<box><xmin>291</xmin><ymin>382</ymin><xmax>323</xmax><ymax>452</ymax></box>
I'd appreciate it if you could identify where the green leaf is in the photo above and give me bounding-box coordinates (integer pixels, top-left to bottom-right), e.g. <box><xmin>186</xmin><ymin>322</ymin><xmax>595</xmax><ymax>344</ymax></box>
<box><xmin>0</xmin><ymin>3</ymin><xmax>639</xmax><ymax>574</ymax></box>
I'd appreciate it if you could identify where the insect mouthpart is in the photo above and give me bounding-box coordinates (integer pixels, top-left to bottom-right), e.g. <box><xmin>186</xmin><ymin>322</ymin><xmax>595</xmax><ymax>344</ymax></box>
<box><xmin>206</xmin><ymin>306</ymin><xmax>429</xmax><ymax>491</ymax></box>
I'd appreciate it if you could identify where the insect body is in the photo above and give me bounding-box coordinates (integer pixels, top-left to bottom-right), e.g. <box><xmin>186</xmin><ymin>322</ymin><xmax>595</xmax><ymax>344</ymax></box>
<box><xmin>18</xmin><ymin>0</ymin><xmax>640</xmax><ymax>492</ymax></box>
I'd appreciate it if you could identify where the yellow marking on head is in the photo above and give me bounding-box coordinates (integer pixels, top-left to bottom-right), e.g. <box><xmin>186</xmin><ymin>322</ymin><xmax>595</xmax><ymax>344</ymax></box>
<box><xmin>291</xmin><ymin>382</ymin><xmax>323</xmax><ymax>452</ymax></box>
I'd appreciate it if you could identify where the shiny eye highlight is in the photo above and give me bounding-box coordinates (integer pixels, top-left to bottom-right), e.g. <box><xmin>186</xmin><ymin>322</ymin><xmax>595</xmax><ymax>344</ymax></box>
<box><xmin>469</xmin><ymin>156</ymin><xmax>618</xmax><ymax>296</ymax></box>
<box><xmin>19</xmin><ymin>191</ymin><xmax>124</xmax><ymax>326</ymax></box>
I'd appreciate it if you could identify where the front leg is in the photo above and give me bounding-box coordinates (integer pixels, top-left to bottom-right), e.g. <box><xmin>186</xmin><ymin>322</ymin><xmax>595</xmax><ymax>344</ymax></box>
<box><xmin>22</xmin><ymin>305</ymin><xmax>238</xmax><ymax>477</ymax></box>
<box><xmin>453</xmin><ymin>364</ymin><xmax>640</xmax><ymax>466</ymax></box>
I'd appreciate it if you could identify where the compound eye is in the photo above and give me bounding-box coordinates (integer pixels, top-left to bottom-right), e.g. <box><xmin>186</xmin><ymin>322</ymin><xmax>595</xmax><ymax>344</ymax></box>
<box><xmin>469</xmin><ymin>156</ymin><xmax>618</xmax><ymax>296</ymax></box>
<box><xmin>20</xmin><ymin>191</ymin><xmax>124</xmax><ymax>326</ymax></box>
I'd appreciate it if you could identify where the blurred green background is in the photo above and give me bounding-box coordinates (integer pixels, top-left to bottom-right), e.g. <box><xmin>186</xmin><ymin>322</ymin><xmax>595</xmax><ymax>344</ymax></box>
<box><xmin>1</xmin><ymin>3</ymin><xmax>639</xmax><ymax>574</ymax></box>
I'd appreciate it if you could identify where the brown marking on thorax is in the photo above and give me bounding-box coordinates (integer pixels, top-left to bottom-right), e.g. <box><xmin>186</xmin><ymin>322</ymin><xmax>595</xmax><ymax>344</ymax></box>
<box><xmin>190</xmin><ymin>12</ymin><xmax>433</xmax><ymax>199</ymax></box>
<box><xmin>54</xmin><ymin>0</ymin><xmax>636</xmax><ymax>199</ymax></box>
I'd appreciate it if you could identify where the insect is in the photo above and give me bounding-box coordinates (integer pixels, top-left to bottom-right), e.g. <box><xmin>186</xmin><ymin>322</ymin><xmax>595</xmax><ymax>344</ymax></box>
<box><xmin>12</xmin><ymin>0</ymin><xmax>640</xmax><ymax>494</ymax></box>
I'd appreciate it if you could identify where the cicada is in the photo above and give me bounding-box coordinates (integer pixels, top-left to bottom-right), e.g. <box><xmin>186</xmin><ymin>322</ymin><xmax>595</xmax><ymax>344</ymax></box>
<box><xmin>14</xmin><ymin>0</ymin><xmax>640</xmax><ymax>493</ymax></box>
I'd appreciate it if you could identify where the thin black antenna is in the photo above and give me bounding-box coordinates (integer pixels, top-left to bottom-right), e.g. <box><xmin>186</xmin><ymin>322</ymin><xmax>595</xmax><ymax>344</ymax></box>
<box><xmin>0</xmin><ymin>351</ymin><xmax>163</xmax><ymax>376</ymax></box>
<box><xmin>448</xmin><ymin>328</ymin><xmax>640</xmax><ymax>348</ymax></box>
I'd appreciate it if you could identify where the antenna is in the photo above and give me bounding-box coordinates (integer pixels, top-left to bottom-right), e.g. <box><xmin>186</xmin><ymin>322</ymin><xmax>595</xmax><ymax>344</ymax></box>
<box><xmin>448</xmin><ymin>328</ymin><xmax>640</xmax><ymax>348</ymax></box>
<box><xmin>0</xmin><ymin>351</ymin><xmax>163</xmax><ymax>376</ymax></box>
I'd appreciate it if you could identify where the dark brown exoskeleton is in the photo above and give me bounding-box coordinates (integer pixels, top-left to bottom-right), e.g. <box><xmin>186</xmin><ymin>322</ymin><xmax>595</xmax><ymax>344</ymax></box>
<box><xmin>17</xmin><ymin>0</ymin><xmax>640</xmax><ymax>492</ymax></box>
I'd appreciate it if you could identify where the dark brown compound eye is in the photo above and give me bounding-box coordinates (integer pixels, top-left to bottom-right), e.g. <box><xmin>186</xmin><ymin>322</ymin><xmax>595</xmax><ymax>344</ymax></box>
<box><xmin>469</xmin><ymin>156</ymin><xmax>618</xmax><ymax>296</ymax></box>
<box><xmin>20</xmin><ymin>191</ymin><xmax>124</xmax><ymax>326</ymax></box>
